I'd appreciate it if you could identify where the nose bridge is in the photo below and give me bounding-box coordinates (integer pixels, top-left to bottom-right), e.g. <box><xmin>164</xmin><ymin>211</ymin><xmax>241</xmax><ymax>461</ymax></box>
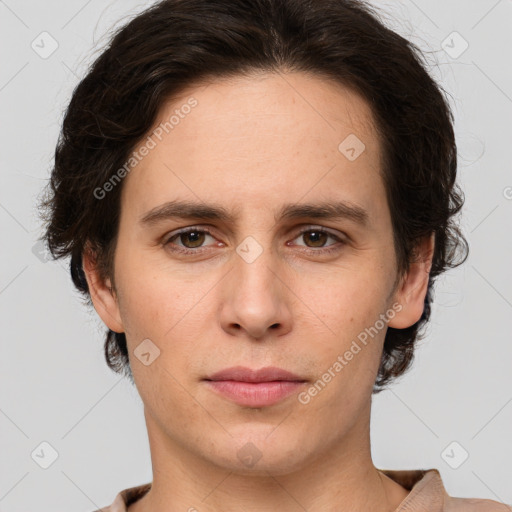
<box><xmin>233</xmin><ymin>233</ymin><xmax>280</xmax><ymax>304</ymax></box>
<box><xmin>220</xmin><ymin>232</ymin><xmax>292</xmax><ymax>339</ymax></box>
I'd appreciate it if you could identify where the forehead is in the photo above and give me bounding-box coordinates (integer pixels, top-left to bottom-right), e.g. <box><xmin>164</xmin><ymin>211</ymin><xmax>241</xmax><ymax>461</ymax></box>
<box><xmin>159</xmin><ymin>70</ymin><xmax>379</xmax><ymax>152</ymax></box>
<box><xmin>121</xmin><ymin>71</ymin><xmax>384</xmax><ymax>222</ymax></box>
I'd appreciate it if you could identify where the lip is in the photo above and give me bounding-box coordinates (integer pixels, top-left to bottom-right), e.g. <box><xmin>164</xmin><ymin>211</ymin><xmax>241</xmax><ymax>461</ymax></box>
<box><xmin>204</xmin><ymin>366</ymin><xmax>307</xmax><ymax>407</ymax></box>
<box><xmin>206</xmin><ymin>366</ymin><xmax>304</xmax><ymax>383</ymax></box>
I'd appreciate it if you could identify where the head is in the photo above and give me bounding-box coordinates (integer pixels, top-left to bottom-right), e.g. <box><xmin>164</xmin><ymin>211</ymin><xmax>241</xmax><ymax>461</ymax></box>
<box><xmin>42</xmin><ymin>0</ymin><xmax>468</xmax><ymax>474</ymax></box>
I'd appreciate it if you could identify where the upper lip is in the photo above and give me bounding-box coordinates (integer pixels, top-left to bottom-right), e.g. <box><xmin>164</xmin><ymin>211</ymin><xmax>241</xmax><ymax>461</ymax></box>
<box><xmin>205</xmin><ymin>366</ymin><xmax>306</xmax><ymax>383</ymax></box>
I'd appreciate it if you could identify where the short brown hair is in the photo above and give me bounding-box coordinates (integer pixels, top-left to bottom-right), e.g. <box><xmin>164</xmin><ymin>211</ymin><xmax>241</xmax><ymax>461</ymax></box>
<box><xmin>41</xmin><ymin>0</ymin><xmax>469</xmax><ymax>392</ymax></box>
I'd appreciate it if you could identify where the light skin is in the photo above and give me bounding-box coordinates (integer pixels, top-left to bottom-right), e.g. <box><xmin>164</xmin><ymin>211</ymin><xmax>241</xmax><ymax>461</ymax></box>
<box><xmin>83</xmin><ymin>71</ymin><xmax>434</xmax><ymax>511</ymax></box>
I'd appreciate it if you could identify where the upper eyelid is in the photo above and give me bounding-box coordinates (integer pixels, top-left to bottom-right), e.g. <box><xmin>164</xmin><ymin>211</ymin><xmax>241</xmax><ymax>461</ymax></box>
<box><xmin>165</xmin><ymin>225</ymin><xmax>344</xmax><ymax>245</ymax></box>
<box><xmin>165</xmin><ymin>225</ymin><xmax>216</xmax><ymax>241</ymax></box>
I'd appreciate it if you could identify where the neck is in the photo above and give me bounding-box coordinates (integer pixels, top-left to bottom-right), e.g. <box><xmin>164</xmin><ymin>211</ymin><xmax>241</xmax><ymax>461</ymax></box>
<box><xmin>130</xmin><ymin>403</ymin><xmax>409</xmax><ymax>512</ymax></box>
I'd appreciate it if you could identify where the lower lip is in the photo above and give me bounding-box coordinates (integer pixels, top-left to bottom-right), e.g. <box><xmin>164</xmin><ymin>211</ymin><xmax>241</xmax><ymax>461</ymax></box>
<box><xmin>204</xmin><ymin>380</ymin><xmax>306</xmax><ymax>407</ymax></box>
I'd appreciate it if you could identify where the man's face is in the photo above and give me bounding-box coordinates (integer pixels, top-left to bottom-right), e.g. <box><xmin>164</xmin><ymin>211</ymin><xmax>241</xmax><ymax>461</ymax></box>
<box><xmin>100</xmin><ymin>72</ymin><xmax>407</xmax><ymax>474</ymax></box>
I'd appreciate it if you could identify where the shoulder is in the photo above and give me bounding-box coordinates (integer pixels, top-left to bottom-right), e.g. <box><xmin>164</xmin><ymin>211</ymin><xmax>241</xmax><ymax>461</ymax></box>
<box><xmin>380</xmin><ymin>467</ymin><xmax>511</xmax><ymax>512</ymax></box>
<box><xmin>445</xmin><ymin>496</ymin><xmax>512</xmax><ymax>511</ymax></box>
<box><xmin>89</xmin><ymin>482</ymin><xmax>152</xmax><ymax>512</ymax></box>
<box><xmin>89</xmin><ymin>505</ymin><xmax>115</xmax><ymax>512</ymax></box>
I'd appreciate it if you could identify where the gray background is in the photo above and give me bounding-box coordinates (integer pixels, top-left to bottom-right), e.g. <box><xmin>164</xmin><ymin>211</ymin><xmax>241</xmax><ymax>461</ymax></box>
<box><xmin>1</xmin><ymin>0</ymin><xmax>511</xmax><ymax>510</ymax></box>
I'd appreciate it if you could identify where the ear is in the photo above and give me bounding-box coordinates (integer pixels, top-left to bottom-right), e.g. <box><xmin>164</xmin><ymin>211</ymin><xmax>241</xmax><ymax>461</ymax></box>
<box><xmin>388</xmin><ymin>233</ymin><xmax>435</xmax><ymax>329</ymax></box>
<box><xmin>82</xmin><ymin>247</ymin><xmax>124</xmax><ymax>333</ymax></box>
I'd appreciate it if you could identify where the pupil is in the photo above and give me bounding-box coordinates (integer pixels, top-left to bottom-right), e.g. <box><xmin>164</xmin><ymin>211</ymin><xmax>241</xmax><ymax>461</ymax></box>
<box><xmin>307</xmin><ymin>231</ymin><xmax>326</xmax><ymax>247</ymax></box>
<box><xmin>179</xmin><ymin>231</ymin><xmax>327</xmax><ymax>249</ymax></box>
<box><xmin>183</xmin><ymin>231</ymin><xmax>204</xmax><ymax>247</ymax></box>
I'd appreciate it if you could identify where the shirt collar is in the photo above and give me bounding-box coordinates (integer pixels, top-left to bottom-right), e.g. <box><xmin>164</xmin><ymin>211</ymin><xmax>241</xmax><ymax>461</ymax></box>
<box><xmin>380</xmin><ymin>468</ymin><xmax>447</xmax><ymax>511</ymax></box>
<box><xmin>109</xmin><ymin>469</ymin><xmax>445</xmax><ymax>512</ymax></box>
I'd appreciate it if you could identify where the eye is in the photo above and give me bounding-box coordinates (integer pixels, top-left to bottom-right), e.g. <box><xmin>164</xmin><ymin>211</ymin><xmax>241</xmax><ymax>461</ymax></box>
<box><xmin>164</xmin><ymin>227</ymin><xmax>220</xmax><ymax>254</ymax></box>
<box><xmin>289</xmin><ymin>227</ymin><xmax>345</xmax><ymax>254</ymax></box>
<box><xmin>162</xmin><ymin>225</ymin><xmax>346</xmax><ymax>257</ymax></box>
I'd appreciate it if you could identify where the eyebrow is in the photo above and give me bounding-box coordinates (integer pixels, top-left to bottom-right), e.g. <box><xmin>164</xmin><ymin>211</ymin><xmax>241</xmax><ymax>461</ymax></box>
<box><xmin>140</xmin><ymin>199</ymin><xmax>370</xmax><ymax>227</ymax></box>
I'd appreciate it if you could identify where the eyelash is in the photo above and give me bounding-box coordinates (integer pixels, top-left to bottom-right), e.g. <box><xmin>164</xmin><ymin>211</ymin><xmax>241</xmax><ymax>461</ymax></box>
<box><xmin>163</xmin><ymin>225</ymin><xmax>346</xmax><ymax>256</ymax></box>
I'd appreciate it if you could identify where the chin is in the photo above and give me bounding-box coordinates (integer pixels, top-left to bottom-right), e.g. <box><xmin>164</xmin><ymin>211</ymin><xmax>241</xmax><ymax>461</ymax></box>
<box><xmin>203</xmin><ymin>429</ymin><xmax>313</xmax><ymax>476</ymax></box>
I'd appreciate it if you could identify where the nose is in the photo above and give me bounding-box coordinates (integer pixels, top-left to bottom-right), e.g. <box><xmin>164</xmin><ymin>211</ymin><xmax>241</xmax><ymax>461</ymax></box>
<box><xmin>219</xmin><ymin>247</ymin><xmax>293</xmax><ymax>340</ymax></box>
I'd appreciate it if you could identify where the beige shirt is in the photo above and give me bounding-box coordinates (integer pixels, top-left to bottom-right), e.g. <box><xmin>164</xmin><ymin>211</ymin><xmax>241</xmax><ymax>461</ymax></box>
<box><xmin>95</xmin><ymin>469</ymin><xmax>511</xmax><ymax>511</ymax></box>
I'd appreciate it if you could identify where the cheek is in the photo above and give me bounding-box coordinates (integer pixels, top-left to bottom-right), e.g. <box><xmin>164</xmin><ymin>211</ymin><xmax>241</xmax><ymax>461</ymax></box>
<box><xmin>113</xmin><ymin>257</ymin><xmax>221</xmax><ymax>379</ymax></box>
<box><xmin>295</xmin><ymin>266</ymin><xmax>391</xmax><ymax>335</ymax></box>
<box><xmin>293</xmin><ymin>270</ymin><xmax>391</xmax><ymax>390</ymax></box>
<box><xmin>114</xmin><ymin>254</ymin><xmax>192</xmax><ymax>337</ymax></box>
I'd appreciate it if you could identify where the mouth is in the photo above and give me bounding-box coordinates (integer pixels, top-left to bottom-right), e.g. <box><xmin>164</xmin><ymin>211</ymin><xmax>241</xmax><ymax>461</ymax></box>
<box><xmin>203</xmin><ymin>366</ymin><xmax>307</xmax><ymax>408</ymax></box>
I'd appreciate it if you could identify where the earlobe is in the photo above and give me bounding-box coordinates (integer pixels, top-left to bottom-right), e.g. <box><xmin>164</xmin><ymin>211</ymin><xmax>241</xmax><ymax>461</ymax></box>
<box><xmin>82</xmin><ymin>248</ymin><xmax>124</xmax><ymax>333</ymax></box>
<box><xmin>388</xmin><ymin>233</ymin><xmax>435</xmax><ymax>330</ymax></box>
